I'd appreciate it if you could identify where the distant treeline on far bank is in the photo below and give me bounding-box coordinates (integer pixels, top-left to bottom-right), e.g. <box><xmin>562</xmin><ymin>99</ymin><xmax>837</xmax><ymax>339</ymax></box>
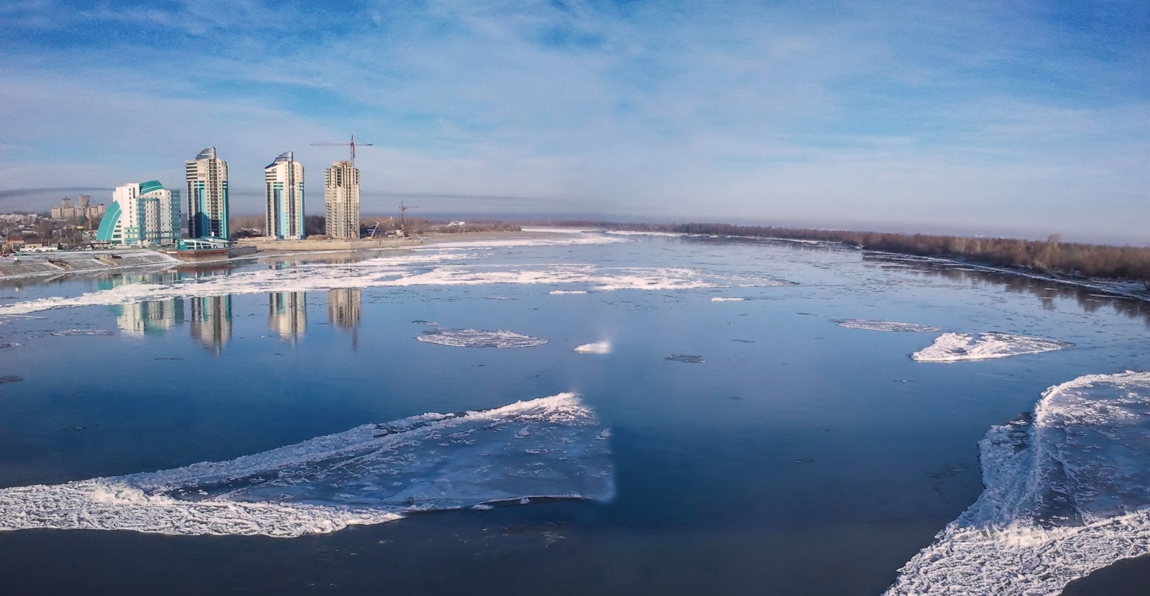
<box><xmin>547</xmin><ymin>221</ymin><xmax>1150</xmax><ymax>283</ymax></box>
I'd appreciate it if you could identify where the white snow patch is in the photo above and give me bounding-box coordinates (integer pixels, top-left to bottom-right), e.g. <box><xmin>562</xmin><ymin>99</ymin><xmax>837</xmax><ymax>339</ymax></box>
<box><xmin>886</xmin><ymin>372</ymin><xmax>1150</xmax><ymax>596</ymax></box>
<box><xmin>0</xmin><ymin>393</ymin><xmax>613</xmax><ymax>538</ymax></box>
<box><xmin>574</xmin><ymin>341</ymin><xmax>612</xmax><ymax>354</ymax></box>
<box><xmin>912</xmin><ymin>332</ymin><xmax>1072</xmax><ymax>362</ymax></box>
<box><xmin>423</xmin><ymin>231</ymin><xmax>626</xmax><ymax>250</ymax></box>
<box><xmin>833</xmin><ymin>319</ymin><xmax>941</xmax><ymax>333</ymax></box>
<box><xmin>417</xmin><ymin>329</ymin><xmax>548</xmax><ymax>349</ymax></box>
<box><xmin>604</xmin><ymin>230</ymin><xmax>684</xmax><ymax>238</ymax></box>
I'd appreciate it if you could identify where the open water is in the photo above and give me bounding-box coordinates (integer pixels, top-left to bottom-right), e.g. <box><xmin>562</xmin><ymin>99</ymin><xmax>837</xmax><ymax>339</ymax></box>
<box><xmin>0</xmin><ymin>230</ymin><xmax>1147</xmax><ymax>595</ymax></box>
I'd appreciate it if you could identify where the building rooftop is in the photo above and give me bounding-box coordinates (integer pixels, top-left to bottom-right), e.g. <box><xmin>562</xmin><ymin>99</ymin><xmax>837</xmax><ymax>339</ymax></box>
<box><xmin>138</xmin><ymin>180</ymin><xmax>164</xmax><ymax>195</ymax></box>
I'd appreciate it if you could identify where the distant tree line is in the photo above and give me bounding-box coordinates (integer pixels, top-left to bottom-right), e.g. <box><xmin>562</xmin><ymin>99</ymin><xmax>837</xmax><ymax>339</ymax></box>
<box><xmin>526</xmin><ymin>220</ymin><xmax>1149</xmax><ymax>283</ymax></box>
<box><xmin>662</xmin><ymin>223</ymin><xmax>1150</xmax><ymax>282</ymax></box>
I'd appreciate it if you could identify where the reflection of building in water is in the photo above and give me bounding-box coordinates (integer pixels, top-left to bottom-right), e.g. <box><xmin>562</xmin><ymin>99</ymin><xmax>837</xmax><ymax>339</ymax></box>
<box><xmin>327</xmin><ymin>288</ymin><xmax>361</xmax><ymax>330</ymax></box>
<box><xmin>190</xmin><ymin>296</ymin><xmax>232</xmax><ymax>353</ymax></box>
<box><xmin>112</xmin><ymin>300</ymin><xmax>185</xmax><ymax>336</ymax></box>
<box><xmin>269</xmin><ymin>292</ymin><xmax>307</xmax><ymax>343</ymax></box>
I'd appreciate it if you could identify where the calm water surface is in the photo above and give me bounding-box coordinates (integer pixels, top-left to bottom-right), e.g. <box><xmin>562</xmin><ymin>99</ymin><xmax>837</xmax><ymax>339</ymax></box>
<box><xmin>0</xmin><ymin>232</ymin><xmax>1147</xmax><ymax>595</ymax></box>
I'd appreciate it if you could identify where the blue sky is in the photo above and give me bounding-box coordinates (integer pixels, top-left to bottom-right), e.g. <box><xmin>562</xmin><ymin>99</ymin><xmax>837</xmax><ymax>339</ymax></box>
<box><xmin>0</xmin><ymin>0</ymin><xmax>1146</xmax><ymax>242</ymax></box>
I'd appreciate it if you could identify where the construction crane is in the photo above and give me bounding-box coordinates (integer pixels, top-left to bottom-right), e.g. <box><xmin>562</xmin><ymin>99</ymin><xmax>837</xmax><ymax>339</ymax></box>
<box><xmin>368</xmin><ymin>219</ymin><xmax>392</xmax><ymax>240</ymax></box>
<box><xmin>309</xmin><ymin>134</ymin><xmax>374</xmax><ymax>165</ymax></box>
<box><xmin>399</xmin><ymin>201</ymin><xmax>419</xmax><ymax>236</ymax></box>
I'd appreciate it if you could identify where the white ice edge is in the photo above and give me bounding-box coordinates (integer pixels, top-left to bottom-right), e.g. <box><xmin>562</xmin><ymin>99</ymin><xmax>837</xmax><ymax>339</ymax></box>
<box><xmin>833</xmin><ymin>319</ymin><xmax>941</xmax><ymax>333</ymax></box>
<box><xmin>0</xmin><ymin>393</ymin><xmax>613</xmax><ymax>538</ymax></box>
<box><xmin>912</xmin><ymin>332</ymin><xmax>1072</xmax><ymax>362</ymax></box>
<box><xmin>710</xmin><ymin>297</ymin><xmax>745</xmax><ymax>302</ymax></box>
<box><xmin>886</xmin><ymin>371</ymin><xmax>1150</xmax><ymax>595</ymax></box>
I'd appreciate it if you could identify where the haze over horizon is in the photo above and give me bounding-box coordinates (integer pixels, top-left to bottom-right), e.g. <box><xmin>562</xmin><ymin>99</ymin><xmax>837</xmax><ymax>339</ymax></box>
<box><xmin>1</xmin><ymin>0</ymin><xmax>1146</xmax><ymax>244</ymax></box>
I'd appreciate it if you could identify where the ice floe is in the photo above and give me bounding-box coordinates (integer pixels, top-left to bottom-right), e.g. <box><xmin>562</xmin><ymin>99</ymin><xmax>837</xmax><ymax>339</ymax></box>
<box><xmin>833</xmin><ymin>319</ymin><xmax>941</xmax><ymax>332</ymax></box>
<box><xmin>912</xmin><ymin>332</ymin><xmax>1072</xmax><ymax>362</ymax></box>
<box><xmin>50</xmin><ymin>329</ymin><xmax>112</xmax><ymax>337</ymax></box>
<box><xmin>886</xmin><ymin>371</ymin><xmax>1150</xmax><ymax>595</ymax></box>
<box><xmin>549</xmin><ymin>290</ymin><xmax>588</xmax><ymax>295</ymax></box>
<box><xmin>0</xmin><ymin>393</ymin><xmax>613</xmax><ymax>538</ymax></box>
<box><xmin>416</xmin><ymin>329</ymin><xmax>548</xmax><ymax>349</ymax></box>
<box><xmin>665</xmin><ymin>354</ymin><xmax>705</xmax><ymax>364</ymax></box>
<box><xmin>0</xmin><ymin>342</ymin><xmax>19</xmax><ymax>349</ymax></box>
<box><xmin>711</xmin><ymin>297</ymin><xmax>745</xmax><ymax>302</ymax></box>
<box><xmin>574</xmin><ymin>341</ymin><xmax>611</xmax><ymax>354</ymax></box>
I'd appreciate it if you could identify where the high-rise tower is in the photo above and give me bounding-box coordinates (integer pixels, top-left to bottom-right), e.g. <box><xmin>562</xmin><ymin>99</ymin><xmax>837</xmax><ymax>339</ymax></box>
<box><xmin>264</xmin><ymin>152</ymin><xmax>305</xmax><ymax>240</ymax></box>
<box><xmin>324</xmin><ymin>160</ymin><xmax>360</xmax><ymax>239</ymax></box>
<box><xmin>185</xmin><ymin>147</ymin><xmax>229</xmax><ymax>240</ymax></box>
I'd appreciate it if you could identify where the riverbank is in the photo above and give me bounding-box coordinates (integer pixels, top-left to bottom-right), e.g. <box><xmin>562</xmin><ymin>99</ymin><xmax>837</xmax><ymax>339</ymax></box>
<box><xmin>0</xmin><ymin>237</ymin><xmax>426</xmax><ymax>281</ymax></box>
<box><xmin>534</xmin><ymin>221</ymin><xmax>1150</xmax><ymax>288</ymax></box>
<box><xmin>234</xmin><ymin>237</ymin><xmax>422</xmax><ymax>252</ymax></box>
<box><xmin>0</xmin><ymin>250</ymin><xmax>179</xmax><ymax>280</ymax></box>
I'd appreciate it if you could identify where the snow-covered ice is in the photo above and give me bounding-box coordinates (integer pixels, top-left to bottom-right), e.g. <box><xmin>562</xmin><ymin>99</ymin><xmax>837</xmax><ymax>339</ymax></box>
<box><xmin>912</xmin><ymin>332</ymin><xmax>1072</xmax><ymax>362</ymax></box>
<box><xmin>574</xmin><ymin>341</ymin><xmax>611</xmax><ymax>354</ymax></box>
<box><xmin>0</xmin><ymin>393</ymin><xmax>613</xmax><ymax>538</ymax></box>
<box><xmin>417</xmin><ymin>329</ymin><xmax>548</xmax><ymax>349</ymax></box>
<box><xmin>711</xmin><ymin>297</ymin><xmax>745</xmax><ymax>302</ymax></box>
<box><xmin>0</xmin><ymin>253</ymin><xmax>787</xmax><ymax>317</ymax></box>
<box><xmin>422</xmin><ymin>230</ymin><xmax>627</xmax><ymax>250</ymax></box>
<box><xmin>833</xmin><ymin>319</ymin><xmax>941</xmax><ymax>332</ymax></box>
<box><xmin>50</xmin><ymin>329</ymin><xmax>112</xmax><ymax>337</ymax></box>
<box><xmin>887</xmin><ymin>371</ymin><xmax>1150</xmax><ymax>595</ymax></box>
<box><xmin>549</xmin><ymin>290</ymin><xmax>588</xmax><ymax>295</ymax></box>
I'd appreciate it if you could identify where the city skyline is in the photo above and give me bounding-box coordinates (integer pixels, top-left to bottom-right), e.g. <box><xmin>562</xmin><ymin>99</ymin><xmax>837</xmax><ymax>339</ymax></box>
<box><xmin>0</xmin><ymin>1</ymin><xmax>1146</xmax><ymax>244</ymax></box>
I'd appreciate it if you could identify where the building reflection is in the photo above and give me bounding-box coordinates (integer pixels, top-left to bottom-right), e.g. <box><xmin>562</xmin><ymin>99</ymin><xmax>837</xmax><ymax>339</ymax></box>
<box><xmin>111</xmin><ymin>299</ymin><xmax>185</xmax><ymax>336</ymax></box>
<box><xmin>327</xmin><ymin>288</ymin><xmax>361</xmax><ymax>350</ymax></box>
<box><xmin>327</xmin><ymin>288</ymin><xmax>361</xmax><ymax>330</ymax></box>
<box><xmin>269</xmin><ymin>292</ymin><xmax>307</xmax><ymax>343</ymax></box>
<box><xmin>190</xmin><ymin>295</ymin><xmax>233</xmax><ymax>354</ymax></box>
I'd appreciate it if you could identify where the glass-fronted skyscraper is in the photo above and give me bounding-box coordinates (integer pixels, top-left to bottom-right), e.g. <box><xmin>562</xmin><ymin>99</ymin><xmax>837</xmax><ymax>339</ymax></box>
<box><xmin>95</xmin><ymin>181</ymin><xmax>181</xmax><ymax>246</ymax></box>
<box><xmin>324</xmin><ymin>160</ymin><xmax>360</xmax><ymax>239</ymax></box>
<box><xmin>185</xmin><ymin>147</ymin><xmax>229</xmax><ymax>240</ymax></box>
<box><xmin>264</xmin><ymin>152</ymin><xmax>305</xmax><ymax>240</ymax></box>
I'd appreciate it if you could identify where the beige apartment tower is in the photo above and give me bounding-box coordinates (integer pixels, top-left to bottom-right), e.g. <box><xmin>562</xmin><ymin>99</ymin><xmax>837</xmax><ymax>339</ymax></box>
<box><xmin>324</xmin><ymin>160</ymin><xmax>360</xmax><ymax>239</ymax></box>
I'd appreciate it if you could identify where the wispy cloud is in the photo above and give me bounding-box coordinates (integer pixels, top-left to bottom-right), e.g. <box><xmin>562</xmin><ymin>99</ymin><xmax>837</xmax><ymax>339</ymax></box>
<box><xmin>0</xmin><ymin>0</ymin><xmax>1146</xmax><ymax>242</ymax></box>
